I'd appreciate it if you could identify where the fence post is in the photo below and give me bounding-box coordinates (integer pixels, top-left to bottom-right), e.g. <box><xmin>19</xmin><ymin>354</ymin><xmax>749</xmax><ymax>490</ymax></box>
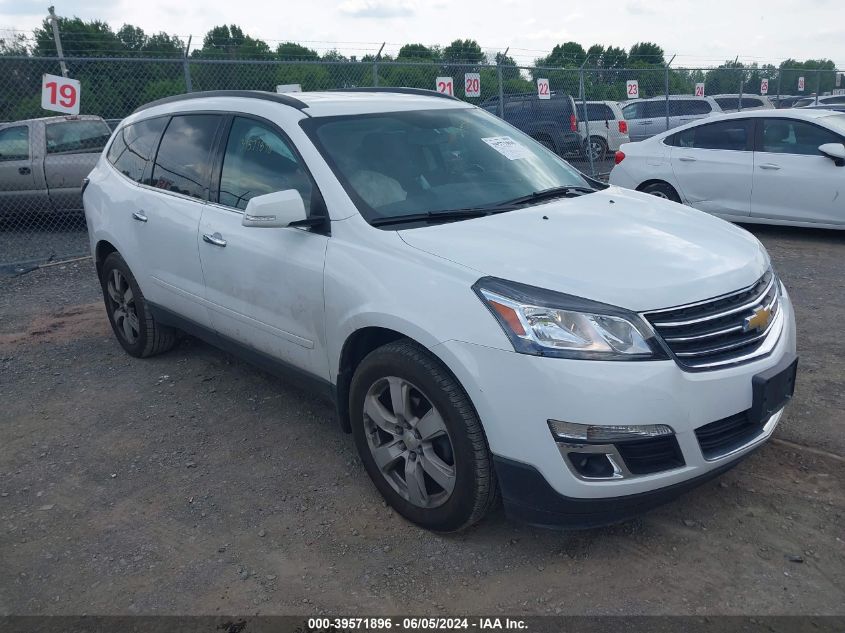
<box><xmin>496</xmin><ymin>47</ymin><xmax>508</xmax><ymax>118</ymax></box>
<box><xmin>776</xmin><ymin>72</ymin><xmax>782</xmax><ymax>106</ymax></box>
<box><xmin>738</xmin><ymin>75</ymin><xmax>744</xmax><ymax>111</ymax></box>
<box><xmin>815</xmin><ymin>70</ymin><xmax>821</xmax><ymax>104</ymax></box>
<box><xmin>373</xmin><ymin>42</ymin><xmax>385</xmax><ymax>87</ymax></box>
<box><xmin>579</xmin><ymin>57</ymin><xmax>594</xmax><ymax>177</ymax></box>
<box><xmin>182</xmin><ymin>35</ymin><xmax>192</xmax><ymax>93</ymax></box>
<box><xmin>665</xmin><ymin>55</ymin><xmax>675</xmax><ymax>132</ymax></box>
<box><xmin>47</xmin><ymin>6</ymin><xmax>69</xmax><ymax>77</ymax></box>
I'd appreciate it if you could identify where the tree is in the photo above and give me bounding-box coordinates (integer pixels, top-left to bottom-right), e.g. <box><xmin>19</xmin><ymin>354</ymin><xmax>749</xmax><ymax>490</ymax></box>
<box><xmin>397</xmin><ymin>43</ymin><xmax>437</xmax><ymax>62</ymax></box>
<box><xmin>276</xmin><ymin>42</ymin><xmax>319</xmax><ymax>61</ymax></box>
<box><xmin>628</xmin><ymin>42</ymin><xmax>664</xmax><ymax>67</ymax></box>
<box><xmin>442</xmin><ymin>39</ymin><xmax>484</xmax><ymax>64</ymax></box>
<box><xmin>537</xmin><ymin>42</ymin><xmax>587</xmax><ymax>68</ymax></box>
<box><xmin>33</xmin><ymin>17</ymin><xmax>122</xmax><ymax>57</ymax></box>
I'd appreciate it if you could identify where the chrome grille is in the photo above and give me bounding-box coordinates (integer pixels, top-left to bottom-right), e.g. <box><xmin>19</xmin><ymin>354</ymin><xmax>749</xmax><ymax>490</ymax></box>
<box><xmin>643</xmin><ymin>271</ymin><xmax>781</xmax><ymax>370</ymax></box>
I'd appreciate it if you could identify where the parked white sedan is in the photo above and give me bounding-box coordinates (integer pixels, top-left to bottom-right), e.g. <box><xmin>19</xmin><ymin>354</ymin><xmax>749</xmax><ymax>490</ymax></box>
<box><xmin>610</xmin><ymin>109</ymin><xmax>845</xmax><ymax>229</ymax></box>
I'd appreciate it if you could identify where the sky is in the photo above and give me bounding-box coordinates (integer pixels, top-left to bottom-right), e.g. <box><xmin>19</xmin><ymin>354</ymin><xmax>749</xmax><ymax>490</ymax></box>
<box><xmin>0</xmin><ymin>0</ymin><xmax>843</xmax><ymax>68</ymax></box>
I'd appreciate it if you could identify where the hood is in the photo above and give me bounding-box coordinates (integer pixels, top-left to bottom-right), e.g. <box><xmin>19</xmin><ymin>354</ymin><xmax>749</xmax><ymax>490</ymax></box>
<box><xmin>398</xmin><ymin>187</ymin><xmax>769</xmax><ymax>312</ymax></box>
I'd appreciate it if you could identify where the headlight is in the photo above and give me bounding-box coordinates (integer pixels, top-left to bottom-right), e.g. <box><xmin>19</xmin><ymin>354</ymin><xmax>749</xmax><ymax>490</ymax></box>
<box><xmin>473</xmin><ymin>277</ymin><xmax>666</xmax><ymax>360</ymax></box>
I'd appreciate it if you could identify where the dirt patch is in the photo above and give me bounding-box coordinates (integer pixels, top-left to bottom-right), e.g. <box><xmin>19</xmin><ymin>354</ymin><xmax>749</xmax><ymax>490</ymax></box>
<box><xmin>0</xmin><ymin>302</ymin><xmax>108</xmax><ymax>351</ymax></box>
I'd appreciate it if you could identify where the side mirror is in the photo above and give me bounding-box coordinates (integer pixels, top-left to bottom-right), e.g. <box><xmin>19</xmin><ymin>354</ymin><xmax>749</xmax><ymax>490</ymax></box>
<box><xmin>818</xmin><ymin>143</ymin><xmax>845</xmax><ymax>166</ymax></box>
<box><xmin>242</xmin><ymin>189</ymin><xmax>307</xmax><ymax>228</ymax></box>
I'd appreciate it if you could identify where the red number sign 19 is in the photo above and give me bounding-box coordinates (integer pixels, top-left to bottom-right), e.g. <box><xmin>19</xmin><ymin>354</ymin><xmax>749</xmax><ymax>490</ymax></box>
<box><xmin>436</xmin><ymin>77</ymin><xmax>454</xmax><ymax>96</ymax></box>
<box><xmin>537</xmin><ymin>78</ymin><xmax>550</xmax><ymax>99</ymax></box>
<box><xmin>798</xmin><ymin>76</ymin><xmax>805</xmax><ymax>92</ymax></box>
<box><xmin>694</xmin><ymin>83</ymin><xmax>705</xmax><ymax>97</ymax></box>
<box><xmin>41</xmin><ymin>73</ymin><xmax>81</xmax><ymax>115</ymax></box>
<box><xmin>626</xmin><ymin>80</ymin><xmax>639</xmax><ymax>99</ymax></box>
<box><xmin>760</xmin><ymin>79</ymin><xmax>769</xmax><ymax>95</ymax></box>
<box><xmin>464</xmin><ymin>73</ymin><xmax>481</xmax><ymax>98</ymax></box>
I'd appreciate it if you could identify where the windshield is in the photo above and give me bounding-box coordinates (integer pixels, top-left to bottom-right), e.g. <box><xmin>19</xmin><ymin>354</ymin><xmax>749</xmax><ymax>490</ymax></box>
<box><xmin>301</xmin><ymin>107</ymin><xmax>590</xmax><ymax>225</ymax></box>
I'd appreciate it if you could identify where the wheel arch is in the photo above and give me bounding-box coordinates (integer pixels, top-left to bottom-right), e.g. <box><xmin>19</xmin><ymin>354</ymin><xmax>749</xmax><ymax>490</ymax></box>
<box><xmin>94</xmin><ymin>239</ymin><xmax>119</xmax><ymax>277</ymax></box>
<box><xmin>636</xmin><ymin>179</ymin><xmax>682</xmax><ymax>200</ymax></box>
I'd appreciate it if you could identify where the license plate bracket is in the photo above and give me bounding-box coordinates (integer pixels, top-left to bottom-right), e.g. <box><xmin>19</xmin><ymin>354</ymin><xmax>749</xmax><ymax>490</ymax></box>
<box><xmin>750</xmin><ymin>355</ymin><xmax>798</xmax><ymax>425</ymax></box>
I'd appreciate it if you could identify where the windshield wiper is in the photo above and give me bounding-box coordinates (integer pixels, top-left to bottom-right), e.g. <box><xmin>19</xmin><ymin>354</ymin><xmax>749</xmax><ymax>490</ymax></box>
<box><xmin>370</xmin><ymin>208</ymin><xmax>495</xmax><ymax>227</ymax></box>
<box><xmin>495</xmin><ymin>185</ymin><xmax>596</xmax><ymax>208</ymax></box>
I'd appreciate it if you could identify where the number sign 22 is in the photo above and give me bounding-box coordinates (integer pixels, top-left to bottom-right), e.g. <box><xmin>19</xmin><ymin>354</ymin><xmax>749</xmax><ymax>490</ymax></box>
<box><xmin>41</xmin><ymin>73</ymin><xmax>80</xmax><ymax>115</ymax></box>
<box><xmin>537</xmin><ymin>78</ymin><xmax>550</xmax><ymax>99</ymax></box>
<box><xmin>436</xmin><ymin>77</ymin><xmax>454</xmax><ymax>96</ymax></box>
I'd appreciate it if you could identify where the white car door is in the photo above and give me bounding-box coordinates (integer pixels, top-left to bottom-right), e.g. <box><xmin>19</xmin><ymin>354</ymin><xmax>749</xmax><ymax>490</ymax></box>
<box><xmin>751</xmin><ymin>117</ymin><xmax>845</xmax><ymax>226</ymax></box>
<box><xmin>131</xmin><ymin>114</ymin><xmax>221</xmax><ymax>328</ymax></box>
<box><xmin>669</xmin><ymin>118</ymin><xmax>754</xmax><ymax>217</ymax></box>
<box><xmin>198</xmin><ymin>114</ymin><xmax>330</xmax><ymax>378</ymax></box>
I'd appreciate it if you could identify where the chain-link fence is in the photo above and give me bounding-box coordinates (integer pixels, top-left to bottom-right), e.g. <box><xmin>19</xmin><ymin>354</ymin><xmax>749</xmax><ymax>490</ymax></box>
<box><xmin>1</xmin><ymin>54</ymin><xmax>842</xmax><ymax>268</ymax></box>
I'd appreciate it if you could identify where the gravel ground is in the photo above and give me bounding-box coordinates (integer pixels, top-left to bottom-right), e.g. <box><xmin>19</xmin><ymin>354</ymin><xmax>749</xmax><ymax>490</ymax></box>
<box><xmin>0</xmin><ymin>224</ymin><xmax>843</xmax><ymax>616</ymax></box>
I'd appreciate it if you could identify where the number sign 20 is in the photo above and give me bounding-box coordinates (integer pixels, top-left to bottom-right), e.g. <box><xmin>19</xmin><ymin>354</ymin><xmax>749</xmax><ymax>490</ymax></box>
<box><xmin>464</xmin><ymin>73</ymin><xmax>481</xmax><ymax>98</ymax></box>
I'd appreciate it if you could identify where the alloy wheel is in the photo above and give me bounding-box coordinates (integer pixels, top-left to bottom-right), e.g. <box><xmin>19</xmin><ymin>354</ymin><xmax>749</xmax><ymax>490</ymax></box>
<box><xmin>106</xmin><ymin>269</ymin><xmax>140</xmax><ymax>344</ymax></box>
<box><xmin>362</xmin><ymin>376</ymin><xmax>456</xmax><ymax>508</ymax></box>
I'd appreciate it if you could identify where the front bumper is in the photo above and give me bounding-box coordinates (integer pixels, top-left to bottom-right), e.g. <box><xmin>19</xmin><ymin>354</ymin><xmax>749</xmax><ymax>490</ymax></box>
<box><xmin>434</xmin><ymin>287</ymin><xmax>796</xmax><ymax>525</ymax></box>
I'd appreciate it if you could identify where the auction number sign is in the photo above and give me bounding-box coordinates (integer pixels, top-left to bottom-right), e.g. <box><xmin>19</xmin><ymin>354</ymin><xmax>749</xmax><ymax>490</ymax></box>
<box><xmin>41</xmin><ymin>73</ymin><xmax>80</xmax><ymax>115</ymax></box>
<box><xmin>694</xmin><ymin>82</ymin><xmax>705</xmax><ymax>97</ymax></box>
<box><xmin>760</xmin><ymin>79</ymin><xmax>769</xmax><ymax>95</ymax></box>
<box><xmin>537</xmin><ymin>78</ymin><xmax>550</xmax><ymax>99</ymax></box>
<box><xmin>436</xmin><ymin>77</ymin><xmax>454</xmax><ymax>96</ymax></box>
<box><xmin>626</xmin><ymin>79</ymin><xmax>639</xmax><ymax>99</ymax></box>
<box><xmin>464</xmin><ymin>73</ymin><xmax>480</xmax><ymax>98</ymax></box>
<box><xmin>798</xmin><ymin>76</ymin><xmax>805</xmax><ymax>91</ymax></box>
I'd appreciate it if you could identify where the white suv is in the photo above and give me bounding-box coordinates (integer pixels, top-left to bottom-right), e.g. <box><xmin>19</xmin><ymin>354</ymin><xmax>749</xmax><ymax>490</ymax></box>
<box><xmin>84</xmin><ymin>89</ymin><xmax>798</xmax><ymax>532</ymax></box>
<box><xmin>576</xmin><ymin>100</ymin><xmax>630</xmax><ymax>161</ymax></box>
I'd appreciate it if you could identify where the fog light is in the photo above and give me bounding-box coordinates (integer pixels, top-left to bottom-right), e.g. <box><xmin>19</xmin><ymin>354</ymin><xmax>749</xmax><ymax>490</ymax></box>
<box><xmin>568</xmin><ymin>452</ymin><xmax>618</xmax><ymax>478</ymax></box>
<box><xmin>548</xmin><ymin>419</ymin><xmax>675</xmax><ymax>443</ymax></box>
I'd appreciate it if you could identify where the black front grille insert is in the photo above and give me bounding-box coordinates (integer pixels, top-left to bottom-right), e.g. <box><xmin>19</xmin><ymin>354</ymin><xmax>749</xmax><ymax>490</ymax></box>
<box><xmin>616</xmin><ymin>436</ymin><xmax>685</xmax><ymax>475</ymax></box>
<box><xmin>695</xmin><ymin>411</ymin><xmax>764</xmax><ymax>460</ymax></box>
<box><xmin>643</xmin><ymin>271</ymin><xmax>780</xmax><ymax>370</ymax></box>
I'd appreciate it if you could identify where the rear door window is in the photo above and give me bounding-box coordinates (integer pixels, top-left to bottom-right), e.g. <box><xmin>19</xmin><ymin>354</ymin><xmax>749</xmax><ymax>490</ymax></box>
<box><xmin>151</xmin><ymin>114</ymin><xmax>223</xmax><ymax>200</ymax></box>
<box><xmin>741</xmin><ymin>97</ymin><xmax>764</xmax><ymax>109</ymax></box>
<box><xmin>107</xmin><ymin>117</ymin><xmax>168</xmax><ymax>183</ymax></box>
<box><xmin>0</xmin><ymin>126</ymin><xmax>29</xmax><ymax>161</ymax></box>
<box><xmin>673</xmin><ymin>119</ymin><xmax>753</xmax><ymax>151</ymax></box>
<box><xmin>641</xmin><ymin>101</ymin><xmax>666</xmax><ymax>118</ymax></box>
<box><xmin>46</xmin><ymin>120</ymin><xmax>111</xmax><ymax>154</ymax></box>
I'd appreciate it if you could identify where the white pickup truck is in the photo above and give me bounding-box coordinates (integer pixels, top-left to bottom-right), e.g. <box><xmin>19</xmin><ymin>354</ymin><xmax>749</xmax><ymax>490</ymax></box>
<box><xmin>0</xmin><ymin>114</ymin><xmax>111</xmax><ymax>217</ymax></box>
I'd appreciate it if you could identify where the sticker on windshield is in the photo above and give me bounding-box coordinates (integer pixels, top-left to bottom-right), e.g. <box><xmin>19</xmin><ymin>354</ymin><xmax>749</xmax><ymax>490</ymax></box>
<box><xmin>481</xmin><ymin>136</ymin><xmax>533</xmax><ymax>160</ymax></box>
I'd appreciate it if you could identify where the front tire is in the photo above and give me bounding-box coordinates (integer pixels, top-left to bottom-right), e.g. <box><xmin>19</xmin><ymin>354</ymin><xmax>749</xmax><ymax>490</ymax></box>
<box><xmin>100</xmin><ymin>252</ymin><xmax>177</xmax><ymax>358</ymax></box>
<box><xmin>349</xmin><ymin>340</ymin><xmax>497</xmax><ymax>532</ymax></box>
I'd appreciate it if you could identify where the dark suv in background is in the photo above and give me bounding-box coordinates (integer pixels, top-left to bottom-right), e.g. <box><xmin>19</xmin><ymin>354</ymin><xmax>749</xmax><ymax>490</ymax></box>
<box><xmin>481</xmin><ymin>92</ymin><xmax>581</xmax><ymax>156</ymax></box>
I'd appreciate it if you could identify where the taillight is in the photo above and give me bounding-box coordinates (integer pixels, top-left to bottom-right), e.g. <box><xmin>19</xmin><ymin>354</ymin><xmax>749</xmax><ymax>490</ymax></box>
<box><xmin>614</xmin><ymin>150</ymin><xmax>625</xmax><ymax>165</ymax></box>
<box><xmin>618</xmin><ymin>120</ymin><xmax>628</xmax><ymax>134</ymax></box>
<box><xmin>570</xmin><ymin>114</ymin><xmax>577</xmax><ymax>132</ymax></box>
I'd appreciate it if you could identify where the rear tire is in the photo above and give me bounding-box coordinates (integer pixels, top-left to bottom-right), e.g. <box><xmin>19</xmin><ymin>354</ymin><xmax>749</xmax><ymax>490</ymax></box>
<box><xmin>349</xmin><ymin>340</ymin><xmax>497</xmax><ymax>532</ymax></box>
<box><xmin>583</xmin><ymin>136</ymin><xmax>608</xmax><ymax>161</ymax></box>
<box><xmin>100</xmin><ymin>252</ymin><xmax>177</xmax><ymax>358</ymax></box>
<box><xmin>640</xmin><ymin>182</ymin><xmax>681</xmax><ymax>203</ymax></box>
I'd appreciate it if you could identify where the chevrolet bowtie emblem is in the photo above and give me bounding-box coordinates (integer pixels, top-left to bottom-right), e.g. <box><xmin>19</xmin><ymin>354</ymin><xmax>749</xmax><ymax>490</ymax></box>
<box><xmin>743</xmin><ymin>306</ymin><xmax>772</xmax><ymax>333</ymax></box>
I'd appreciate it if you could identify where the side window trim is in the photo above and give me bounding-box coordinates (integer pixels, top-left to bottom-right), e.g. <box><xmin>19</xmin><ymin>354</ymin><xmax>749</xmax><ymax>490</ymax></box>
<box><xmin>211</xmin><ymin>111</ymin><xmax>326</xmax><ymax>220</ymax></box>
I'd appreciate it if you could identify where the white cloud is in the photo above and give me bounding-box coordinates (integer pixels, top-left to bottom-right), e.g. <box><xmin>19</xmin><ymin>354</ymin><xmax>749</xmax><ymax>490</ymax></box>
<box><xmin>337</xmin><ymin>0</ymin><xmax>414</xmax><ymax>18</ymax></box>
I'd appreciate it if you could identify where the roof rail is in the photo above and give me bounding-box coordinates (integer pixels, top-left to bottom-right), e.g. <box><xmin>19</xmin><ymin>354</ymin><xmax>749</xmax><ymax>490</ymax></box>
<box><xmin>327</xmin><ymin>87</ymin><xmax>460</xmax><ymax>101</ymax></box>
<box><xmin>133</xmin><ymin>90</ymin><xmax>308</xmax><ymax>114</ymax></box>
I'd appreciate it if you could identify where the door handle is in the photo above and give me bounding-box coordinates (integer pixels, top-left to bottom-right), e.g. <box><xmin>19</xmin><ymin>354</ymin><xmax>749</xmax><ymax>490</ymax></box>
<box><xmin>678</xmin><ymin>156</ymin><xmax>697</xmax><ymax>162</ymax></box>
<box><xmin>202</xmin><ymin>232</ymin><xmax>227</xmax><ymax>247</ymax></box>
<box><xmin>641</xmin><ymin>121</ymin><xmax>653</xmax><ymax>125</ymax></box>
<box><xmin>18</xmin><ymin>166</ymin><xmax>31</xmax><ymax>175</ymax></box>
<box><xmin>132</xmin><ymin>211</ymin><xmax>148</xmax><ymax>222</ymax></box>
<box><xmin>759</xmin><ymin>163</ymin><xmax>781</xmax><ymax>170</ymax></box>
